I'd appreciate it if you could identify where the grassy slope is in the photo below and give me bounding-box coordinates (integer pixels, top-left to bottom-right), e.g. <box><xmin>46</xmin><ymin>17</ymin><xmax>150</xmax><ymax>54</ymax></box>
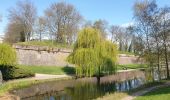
<box><xmin>16</xmin><ymin>40</ymin><xmax>73</xmax><ymax>48</ymax></box>
<box><xmin>134</xmin><ymin>86</ymin><xmax>170</xmax><ymax>100</ymax></box>
<box><xmin>18</xmin><ymin>64</ymin><xmax>146</xmax><ymax>76</ymax></box>
<box><xmin>0</xmin><ymin>77</ymin><xmax>72</xmax><ymax>96</ymax></box>
<box><xmin>117</xmin><ymin>64</ymin><xmax>147</xmax><ymax>70</ymax></box>
<box><xmin>18</xmin><ymin>65</ymin><xmax>75</xmax><ymax>75</ymax></box>
<box><xmin>96</xmin><ymin>82</ymin><xmax>164</xmax><ymax>100</ymax></box>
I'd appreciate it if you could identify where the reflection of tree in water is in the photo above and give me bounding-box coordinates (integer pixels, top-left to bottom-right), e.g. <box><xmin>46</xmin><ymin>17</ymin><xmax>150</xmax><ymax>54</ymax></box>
<box><xmin>21</xmin><ymin>78</ymin><xmax>145</xmax><ymax>100</ymax></box>
<box><xmin>64</xmin><ymin>82</ymin><xmax>116</xmax><ymax>100</ymax></box>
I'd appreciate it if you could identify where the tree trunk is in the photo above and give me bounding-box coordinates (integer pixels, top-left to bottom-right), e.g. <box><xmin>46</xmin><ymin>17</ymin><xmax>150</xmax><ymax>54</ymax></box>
<box><xmin>164</xmin><ymin>43</ymin><xmax>169</xmax><ymax>79</ymax></box>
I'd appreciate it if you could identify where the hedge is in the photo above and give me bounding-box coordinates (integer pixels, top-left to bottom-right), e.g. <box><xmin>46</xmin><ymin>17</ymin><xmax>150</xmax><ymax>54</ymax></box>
<box><xmin>0</xmin><ymin>65</ymin><xmax>35</xmax><ymax>80</ymax></box>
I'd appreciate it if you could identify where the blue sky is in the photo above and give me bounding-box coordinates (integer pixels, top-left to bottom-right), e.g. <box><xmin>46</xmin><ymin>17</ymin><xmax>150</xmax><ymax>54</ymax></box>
<box><xmin>0</xmin><ymin>0</ymin><xmax>169</xmax><ymax>35</ymax></box>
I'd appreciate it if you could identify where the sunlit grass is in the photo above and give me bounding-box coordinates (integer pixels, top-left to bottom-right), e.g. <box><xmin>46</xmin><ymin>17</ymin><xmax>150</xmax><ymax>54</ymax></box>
<box><xmin>16</xmin><ymin>40</ymin><xmax>73</xmax><ymax>48</ymax></box>
<box><xmin>17</xmin><ymin>65</ymin><xmax>75</xmax><ymax>75</ymax></box>
<box><xmin>134</xmin><ymin>86</ymin><xmax>170</xmax><ymax>100</ymax></box>
<box><xmin>117</xmin><ymin>64</ymin><xmax>147</xmax><ymax>70</ymax></box>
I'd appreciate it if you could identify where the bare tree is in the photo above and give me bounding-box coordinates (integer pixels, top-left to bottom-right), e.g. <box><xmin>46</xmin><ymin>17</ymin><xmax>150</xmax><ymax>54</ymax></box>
<box><xmin>158</xmin><ymin>7</ymin><xmax>170</xmax><ymax>78</ymax></box>
<box><xmin>34</xmin><ymin>17</ymin><xmax>46</xmax><ymax>41</ymax></box>
<box><xmin>93</xmin><ymin>19</ymin><xmax>108</xmax><ymax>39</ymax></box>
<box><xmin>4</xmin><ymin>22</ymin><xmax>25</xmax><ymax>43</ymax></box>
<box><xmin>45</xmin><ymin>2</ymin><xmax>82</xmax><ymax>44</ymax></box>
<box><xmin>110</xmin><ymin>25</ymin><xmax>131</xmax><ymax>51</ymax></box>
<box><xmin>6</xmin><ymin>0</ymin><xmax>37</xmax><ymax>42</ymax></box>
<box><xmin>133</xmin><ymin>0</ymin><xmax>170</xmax><ymax>79</ymax></box>
<box><xmin>133</xmin><ymin>0</ymin><xmax>158</xmax><ymax>81</ymax></box>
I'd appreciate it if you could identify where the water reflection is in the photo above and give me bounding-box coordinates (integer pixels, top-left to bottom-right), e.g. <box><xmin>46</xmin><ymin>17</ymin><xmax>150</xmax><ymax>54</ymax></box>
<box><xmin>21</xmin><ymin>78</ymin><xmax>144</xmax><ymax>100</ymax></box>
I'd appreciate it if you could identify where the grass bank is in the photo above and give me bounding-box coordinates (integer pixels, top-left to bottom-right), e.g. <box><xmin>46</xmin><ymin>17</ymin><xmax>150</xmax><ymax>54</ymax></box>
<box><xmin>0</xmin><ymin>77</ymin><xmax>72</xmax><ymax>96</ymax></box>
<box><xmin>16</xmin><ymin>40</ymin><xmax>73</xmax><ymax>49</ymax></box>
<box><xmin>18</xmin><ymin>65</ymin><xmax>75</xmax><ymax>75</ymax></box>
<box><xmin>117</xmin><ymin>64</ymin><xmax>147</xmax><ymax>70</ymax></box>
<box><xmin>134</xmin><ymin>85</ymin><xmax>170</xmax><ymax>100</ymax></box>
<box><xmin>95</xmin><ymin>81</ymin><xmax>164</xmax><ymax>100</ymax></box>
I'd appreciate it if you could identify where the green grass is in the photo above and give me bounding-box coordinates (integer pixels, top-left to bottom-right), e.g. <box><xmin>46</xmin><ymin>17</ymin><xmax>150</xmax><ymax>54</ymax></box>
<box><xmin>96</xmin><ymin>81</ymin><xmax>164</xmax><ymax>100</ymax></box>
<box><xmin>134</xmin><ymin>86</ymin><xmax>170</xmax><ymax>100</ymax></box>
<box><xmin>117</xmin><ymin>64</ymin><xmax>147</xmax><ymax>70</ymax></box>
<box><xmin>17</xmin><ymin>65</ymin><xmax>75</xmax><ymax>75</ymax></box>
<box><xmin>16</xmin><ymin>40</ymin><xmax>73</xmax><ymax>49</ymax></box>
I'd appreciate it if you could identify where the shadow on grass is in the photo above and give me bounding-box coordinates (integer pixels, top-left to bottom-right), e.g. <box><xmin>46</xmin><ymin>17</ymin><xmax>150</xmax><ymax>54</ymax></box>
<box><xmin>61</xmin><ymin>66</ymin><xmax>75</xmax><ymax>75</ymax></box>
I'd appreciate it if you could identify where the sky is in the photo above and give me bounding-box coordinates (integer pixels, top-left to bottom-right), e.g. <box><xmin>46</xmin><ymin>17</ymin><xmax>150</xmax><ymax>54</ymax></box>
<box><xmin>0</xmin><ymin>0</ymin><xmax>170</xmax><ymax>35</ymax></box>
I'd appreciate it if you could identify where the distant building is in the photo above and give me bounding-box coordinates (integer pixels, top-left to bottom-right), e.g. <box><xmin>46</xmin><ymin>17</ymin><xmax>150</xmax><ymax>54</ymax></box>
<box><xmin>0</xmin><ymin>35</ymin><xmax>4</xmax><ymax>43</ymax></box>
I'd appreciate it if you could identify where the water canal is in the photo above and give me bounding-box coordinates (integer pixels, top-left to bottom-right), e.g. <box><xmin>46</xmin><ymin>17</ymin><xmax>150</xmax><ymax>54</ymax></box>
<box><xmin>11</xmin><ymin>70</ymin><xmax>151</xmax><ymax>100</ymax></box>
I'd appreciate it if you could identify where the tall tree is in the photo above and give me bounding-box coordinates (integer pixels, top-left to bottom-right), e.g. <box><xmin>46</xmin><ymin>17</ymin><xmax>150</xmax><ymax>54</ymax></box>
<box><xmin>68</xmin><ymin>28</ymin><xmax>117</xmax><ymax>78</ymax></box>
<box><xmin>133</xmin><ymin>0</ymin><xmax>158</xmax><ymax>80</ymax></box>
<box><xmin>34</xmin><ymin>17</ymin><xmax>46</xmax><ymax>41</ymax></box>
<box><xmin>133</xmin><ymin>0</ymin><xmax>170</xmax><ymax>79</ymax></box>
<box><xmin>93</xmin><ymin>19</ymin><xmax>108</xmax><ymax>39</ymax></box>
<box><xmin>158</xmin><ymin>7</ymin><xmax>170</xmax><ymax>78</ymax></box>
<box><xmin>45</xmin><ymin>2</ymin><xmax>82</xmax><ymax>44</ymax></box>
<box><xmin>5</xmin><ymin>0</ymin><xmax>37</xmax><ymax>43</ymax></box>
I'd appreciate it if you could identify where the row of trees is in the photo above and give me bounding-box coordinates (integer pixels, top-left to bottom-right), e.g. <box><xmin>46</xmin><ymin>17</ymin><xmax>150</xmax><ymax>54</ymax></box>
<box><xmin>4</xmin><ymin>1</ymin><xmax>82</xmax><ymax>45</ymax></box>
<box><xmin>133</xmin><ymin>0</ymin><xmax>170</xmax><ymax>79</ymax></box>
<box><xmin>4</xmin><ymin>0</ymin><xmax>138</xmax><ymax>53</ymax></box>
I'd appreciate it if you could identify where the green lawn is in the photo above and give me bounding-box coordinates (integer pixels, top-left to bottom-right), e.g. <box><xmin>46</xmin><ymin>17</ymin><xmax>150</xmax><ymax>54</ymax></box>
<box><xmin>18</xmin><ymin>65</ymin><xmax>75</xmax><ymax>75</ymax></box>
<box><xmin>16</xmin><ymin>40</ymin><xmax>73</xmax><ymax>49</ymax></box>
<box><xmin>134</xmin><ymin>86</ymin><xmax>170</xmax><ymax>100</ymax></box>
<box><xmin>117</xmin><ymin>64</ymin><xmax>147</xmax><ymax>70</ymax></box>
<box><xmin>18</xmin><ymin>64</ymin><xmax>146</xmax><ymax>76</ymax></box>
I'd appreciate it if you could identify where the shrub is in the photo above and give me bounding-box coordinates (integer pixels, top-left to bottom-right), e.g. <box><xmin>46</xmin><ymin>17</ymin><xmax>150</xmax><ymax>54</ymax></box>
<box><xmin>0</xmin><ymin>65</ymin><xmax>34</xmax><ymax>80</ymax></box>
<box><xmin>0</xmin><ymin>43</ymin><xmax>16</xmax><ymax>65</ymax></box>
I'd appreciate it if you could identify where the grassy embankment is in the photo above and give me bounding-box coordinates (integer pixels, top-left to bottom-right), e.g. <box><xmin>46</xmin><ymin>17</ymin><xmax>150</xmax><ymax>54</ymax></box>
<box><xmin>17</xmin><ymin>64</ymin><xmax>146</xmax><ymax>75</ymax></box>
<box><xmin>117</xmin><ymin>64</ymin><xmax>147</xmax><ymax>70</ymax></box>
<box><xmin>16</xmin><ymin>40</ymin><xmax>73</xmax><ymax>48</ymax></box>
<box><xmin>96</xmin><ymin>81</ymin><xmax>165</xmax><ymax>100</ymax></box>
<box><xmin>17</xmin><ymin>65</ymin><xmax>75</xmax><ymax>75</ymax></box>
<box><xmin>0</xmin><ymin>77</ymin><xmax>72</xmax><ymax>96</ymax></box>
<box><xmin>134</xmin><ymin>85</ymin><xmax>170</xmax><ymax>100</ymax></box>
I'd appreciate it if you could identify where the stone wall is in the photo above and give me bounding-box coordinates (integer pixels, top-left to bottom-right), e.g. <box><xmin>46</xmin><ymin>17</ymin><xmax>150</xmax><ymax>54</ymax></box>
<box><xmin>13</xmin><ymin>44</ymin><xmax>144</xmax><ymax>66</ymax></box>
<box><xmin>117</xmin><ymin>54</ymin><xmax>144</xmax><ymax>65</ymax></box>
<box><xmin>13</xmin><ymin>44</ymin><xmax>73</xmax><ymax>67</ymax></box>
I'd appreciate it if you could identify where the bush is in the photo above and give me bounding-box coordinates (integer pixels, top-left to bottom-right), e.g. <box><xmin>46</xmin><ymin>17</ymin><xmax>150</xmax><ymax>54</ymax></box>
<box><xmin>0</xmin><ymin>43</ymin><xmax>16</xmax><ymax>65</ymax></box>
<box><xmin>0</xmin><ymin>65</ymin><xmax>34</xmax><ymax>80</ymax></box>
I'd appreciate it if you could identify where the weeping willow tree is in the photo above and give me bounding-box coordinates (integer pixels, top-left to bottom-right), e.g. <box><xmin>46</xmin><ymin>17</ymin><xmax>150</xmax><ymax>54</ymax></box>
<box><xmin>68</xmin><ymin>27</ymin><xmax>118</xmax><ymax>77</ymax></box>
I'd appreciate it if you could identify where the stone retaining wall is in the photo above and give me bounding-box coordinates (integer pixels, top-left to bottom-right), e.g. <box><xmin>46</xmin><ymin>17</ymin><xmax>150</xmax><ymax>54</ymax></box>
<box><xmin>13</xmin><ymin>44</ymin><xmax>144</xmax><ymax>66</ymax></box>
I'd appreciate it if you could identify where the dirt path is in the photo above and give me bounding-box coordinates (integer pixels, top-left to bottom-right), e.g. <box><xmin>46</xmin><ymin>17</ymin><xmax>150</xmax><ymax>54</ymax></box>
<box><xmin>121</xmin><ymin>81</ymin><xmax>170</xmax><ymax>100</ymax></box>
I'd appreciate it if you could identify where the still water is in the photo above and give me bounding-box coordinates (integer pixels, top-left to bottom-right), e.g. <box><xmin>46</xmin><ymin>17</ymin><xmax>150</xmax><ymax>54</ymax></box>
<box><xmin>13</xmin><ymin>70</ymin><xmax>146</xmax><ymax>100</ymax></box>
